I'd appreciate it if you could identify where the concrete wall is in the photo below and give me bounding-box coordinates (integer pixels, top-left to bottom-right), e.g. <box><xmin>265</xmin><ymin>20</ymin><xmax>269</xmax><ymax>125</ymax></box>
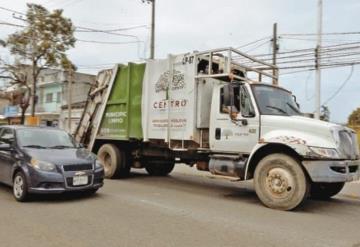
<box><xmin>37</xmin><ymin>83</ymin><xmax>62</xmax><ymax>113</ymax></box>
<box><xmin>61</xmin><ymin>72</ymin><xmax>95</xmax><ymax>106</ymax></box>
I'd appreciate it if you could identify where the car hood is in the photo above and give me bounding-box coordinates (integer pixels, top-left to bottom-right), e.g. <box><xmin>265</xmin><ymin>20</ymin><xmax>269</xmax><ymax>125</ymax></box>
<box><xmin>23</xmin><ymin>148</ymin><xmax>95</xmax><ymax>165</ymax></box>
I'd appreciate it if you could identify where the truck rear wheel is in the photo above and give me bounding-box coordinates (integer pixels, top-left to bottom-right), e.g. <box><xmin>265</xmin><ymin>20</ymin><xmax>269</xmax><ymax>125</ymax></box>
<box><xmin>98</xmin><ymin>144</ymin><xmax>130</xmax><ymax>179</ymax></box>
<box><xmin>145</xmin><ymin>161</ymin><xmax>175</xmax><ymax>176</ymax></box>
<box><xmin>254</xmin><ymin>153</ymin><xmax>309</xmax><ymax>211</ymax></box>
<box><xmin>310</xmin><ymin>182</ymin><xmax>345</xmax><ymax>200</ymax></box>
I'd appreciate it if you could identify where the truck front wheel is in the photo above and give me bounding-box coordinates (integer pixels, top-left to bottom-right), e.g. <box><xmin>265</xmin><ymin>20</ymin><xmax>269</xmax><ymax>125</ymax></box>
<box><xmin>310</xmin><ymin>182</ymin><xmax>345</xmax><ymax>200</ymax></box>
<box><xmin>98</xmin><ymin>144</ymin><xmax>130</xmax><ymax>179</ymax></box>
<box><xmin>254</xmin><ymin>153</ymin><xmax>309</xmax><ymax>211</ymax></box>
<box><xmin>145</xmin><ymin>161</ymin><xmax>175</xmax><ymax>176</ymax></box>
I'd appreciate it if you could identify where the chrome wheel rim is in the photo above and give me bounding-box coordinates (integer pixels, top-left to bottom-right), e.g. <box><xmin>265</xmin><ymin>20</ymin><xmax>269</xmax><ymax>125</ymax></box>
<box><xmin>13</xmin><ymin>175</ymin><xmax>24</xmax><ymax>199</ymax></box>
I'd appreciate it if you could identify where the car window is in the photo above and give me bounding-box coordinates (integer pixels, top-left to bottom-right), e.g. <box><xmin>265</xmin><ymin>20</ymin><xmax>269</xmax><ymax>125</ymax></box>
<box><xmin>240</xmin><ymin>86</ymin><xmax>255</xmax><ymax>117</ymax></box>
<box><xmin>16</xmin><ymin>129</ymin><xmax>76</xmax><ymax>148</ymax></box>
<box><xmin>220</xmin><ymin>86</ymin><xmax>240</xmax><ymax>114</ymax></box>
<box><xmin>0</xmin><ymin>128</ymin><xmax>14</xmax><ymax>144</ymax></box>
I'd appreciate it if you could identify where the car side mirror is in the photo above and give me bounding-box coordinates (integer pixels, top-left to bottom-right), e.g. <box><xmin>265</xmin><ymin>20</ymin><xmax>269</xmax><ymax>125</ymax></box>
<box><xmin>0</xmin><ymin>143</ymin><xmax>12</xmax><ymax>151</ymax></box>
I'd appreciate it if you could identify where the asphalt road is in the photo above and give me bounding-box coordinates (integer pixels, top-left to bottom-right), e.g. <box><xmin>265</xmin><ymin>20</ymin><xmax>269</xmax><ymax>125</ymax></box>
<box><xmin>0</xmin><ymin>165</ymin><xmax>360</xmax><ymax>247</ymax></box>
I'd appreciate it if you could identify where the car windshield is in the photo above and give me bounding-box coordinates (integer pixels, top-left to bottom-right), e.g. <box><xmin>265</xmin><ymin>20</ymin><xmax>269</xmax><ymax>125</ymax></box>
<box><xmin>251</xmin><ymin>85</ymin><xmax>302</xmax><ymax>116</ymax></box>
<box><xmin>16</xmin><ymin>129</ymin><xmax>76</xmax><ymax>149</ymax></box>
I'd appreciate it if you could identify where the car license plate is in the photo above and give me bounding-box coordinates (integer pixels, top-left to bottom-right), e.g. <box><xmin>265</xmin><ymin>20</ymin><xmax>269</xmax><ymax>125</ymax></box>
<box><xmin>73</xmin><ymin>175</ymin><xmax>88</xmax><ymax>186</ymax></box>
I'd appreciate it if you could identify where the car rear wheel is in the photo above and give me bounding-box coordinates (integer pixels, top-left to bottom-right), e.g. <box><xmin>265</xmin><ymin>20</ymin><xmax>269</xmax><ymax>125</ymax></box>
<box><xmin>13</xmin><ymin>171</ymin><xmax>29</xmax><ymax>202</ymax></box>
<box><xmin>254</xmin><ymin>153</ymin><xmax>309</xmax><ymax>211</ymax></box>
<box><xmin>310</xmin><ymin>182</ymin><xmax>345</xmax><ymax>200</ymax></box>
<box><xmin>145</xmin><ymin>161</ymin><xmax>175</xmax><ymax>176</ymax></box>
<box><xmin>98</xmin><ymin>144</ymin><xmax>130</xmax><ymax>179</ymax></box>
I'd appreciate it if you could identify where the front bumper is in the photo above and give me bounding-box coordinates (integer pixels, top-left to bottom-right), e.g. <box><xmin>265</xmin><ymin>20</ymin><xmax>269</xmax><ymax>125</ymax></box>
<box><xmin>302</xmin><ymin>159</ymin><xmax>360</xmax><ymax>183</ymax></box>
<box><xmin>27</xmin><ymin>167</ymin><xmax>104</xmax><ymax>194</ymax></box>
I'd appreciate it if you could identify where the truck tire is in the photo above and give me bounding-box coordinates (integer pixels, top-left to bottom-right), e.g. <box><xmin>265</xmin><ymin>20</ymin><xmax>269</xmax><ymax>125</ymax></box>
<box><xmin>145</xmin><ymin>161</ymin><xmax>175</xmax><ymax>176</ymax></box>
<box><xmin>254</xmin><ymin>153</ymin><xmax>309</xmax><ymax>211</ymax></box>
<box><xmin>310</xmin><ymin>182</ymin><xmax>345</xmax><ymax>200</ymax></box>
<box><xmin>98</xmin><ymin>144</ymin><xmax>130</xmax><ymax>179</ymax></box>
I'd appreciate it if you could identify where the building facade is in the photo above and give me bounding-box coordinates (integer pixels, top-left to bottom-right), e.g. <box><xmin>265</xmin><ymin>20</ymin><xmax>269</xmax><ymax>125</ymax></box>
<box><xmin>1</xmin><ymin>66</ymin><xmax>95</xmax><ymax>130</ymax></box>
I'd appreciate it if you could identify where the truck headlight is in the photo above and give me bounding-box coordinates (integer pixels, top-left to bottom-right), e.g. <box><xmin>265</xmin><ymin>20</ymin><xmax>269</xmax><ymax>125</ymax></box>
<box><xmin>309</xmin><ymin>147</ymin><xmax>340</xmax><ymax>159</ymax></box>
<box><xmin>330</xmin><ymin>127</ymin><xmax>341</xmax><ymax>147</ymax></box>
<box><xmin>95</xmin><ymin>160</ymin><xmax>103</xmax><ymax>169</ymax></box>
<box><xmin>30</xmin><ymin>159</ymin><xmax>57</xmax><ymax>172</ymax></box>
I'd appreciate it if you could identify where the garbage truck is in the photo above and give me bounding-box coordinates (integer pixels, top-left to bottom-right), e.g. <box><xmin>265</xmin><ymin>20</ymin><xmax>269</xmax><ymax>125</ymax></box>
<box><xmin>75</xmin><ymin>47</ymin><xmax>360</xmax><ymax>210</ymax></box>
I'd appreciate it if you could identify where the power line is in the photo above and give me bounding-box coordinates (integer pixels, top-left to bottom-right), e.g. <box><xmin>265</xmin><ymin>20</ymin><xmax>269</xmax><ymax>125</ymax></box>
<box><xmin>280</xmin><ymin>31</ymin><xmax>360</xmax><ymax>37</ymax></box>
<box><xmin>75</xmin><ymin>25</ymin><xmax>148</xmax><ymax>33</ymax></box>
<box><xmin>0</xmin><ymin>5</ymin><xmax>143</xmax><ymax>40</ymax></box>
<box><xmin>279</xmin><ymin>36</ymin><xmax>360</xmax><ymax>43</ymax></box>
<box><xmin>236</xmin><ymin>36</ymin><xmax>271</xmax><ymax>49</ymax></box>
<box><xmin>244</xmin><ymin>40</ymin><xmax>271</xmax><ymax>53</ymax></box>
<box><xmin>322</xmin><ymin>65</ymin><xmax>355</xmax><ymax>105</ymax></box>
<box><xmin>0</xmin><ymin>21</ymin><xmax>25</xmax><ymax>28</ymax></box>
<box><xmin>0</xmin><ymin>6</ymin><xmax>25</xmax><ymax>15</ymax></box>
<box><xmin>77</xmin><ymin>39</ymin><xmax>143</xmax><ymax>45</ymax></box>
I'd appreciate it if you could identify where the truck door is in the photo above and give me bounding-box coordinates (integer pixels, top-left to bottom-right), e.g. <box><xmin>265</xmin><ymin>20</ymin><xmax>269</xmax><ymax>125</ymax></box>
<box><xmin>209</xmin><ymin>84</ymin><xmax>259</xmax><ymax>153</ymax></box>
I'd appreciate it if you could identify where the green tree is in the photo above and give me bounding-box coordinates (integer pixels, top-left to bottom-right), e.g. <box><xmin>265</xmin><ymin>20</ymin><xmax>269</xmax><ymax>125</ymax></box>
<box><xmin>348</xmin><ymin>108</ymin><xmax>360</xmax><ymax>126</ymax></box>
<box><xmin>3</xmin><ymin>3</ymin><xmax>76</xmax><ymax>119</ymax></box>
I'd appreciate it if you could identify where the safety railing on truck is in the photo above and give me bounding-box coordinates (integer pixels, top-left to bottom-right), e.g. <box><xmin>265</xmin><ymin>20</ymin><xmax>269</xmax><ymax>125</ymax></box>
<box><xmin>193</xmin><ymin>47</ymin><xmax>279</xmax><ymax>85</ymax></box>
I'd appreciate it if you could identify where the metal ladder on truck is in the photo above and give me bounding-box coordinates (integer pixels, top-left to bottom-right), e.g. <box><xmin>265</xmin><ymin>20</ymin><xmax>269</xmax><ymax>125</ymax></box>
<box><xmin>73</xmin><ymin>65</ymin><xmax>119</xmax><ymax>148</ymax></box>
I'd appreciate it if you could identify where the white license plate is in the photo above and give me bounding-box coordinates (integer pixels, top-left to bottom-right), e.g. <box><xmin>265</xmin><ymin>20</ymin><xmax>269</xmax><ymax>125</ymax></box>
<box><xmin>73</xmin><ymin>175</ymin><xmax>88</xmax><ymax>186</ymax></box>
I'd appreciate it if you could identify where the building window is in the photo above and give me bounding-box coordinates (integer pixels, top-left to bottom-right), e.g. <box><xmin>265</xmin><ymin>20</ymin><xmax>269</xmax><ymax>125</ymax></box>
<box><xmin>45</xmin><ymin>93</ymin><xmax>53</xmax><ymax>103</ymax></box>
<box><xmin>56</xmin><ymin>92</ymin><xmax>61</xmax><ymax>103</ymax></box>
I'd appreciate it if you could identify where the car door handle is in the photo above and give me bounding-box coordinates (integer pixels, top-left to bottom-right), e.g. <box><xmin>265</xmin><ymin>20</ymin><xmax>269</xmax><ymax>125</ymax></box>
<box><xmin>232</xmin><ymin>119</ymin><xmax>248</xmax><ymax>126</ymax></box>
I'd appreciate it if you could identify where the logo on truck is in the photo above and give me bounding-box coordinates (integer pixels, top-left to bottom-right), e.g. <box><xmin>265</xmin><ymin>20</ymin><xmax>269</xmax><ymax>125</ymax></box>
<box><xmin>155</xmin><ymin>70</ymin><xmax>185</xmax><ymax>93</ymax></box>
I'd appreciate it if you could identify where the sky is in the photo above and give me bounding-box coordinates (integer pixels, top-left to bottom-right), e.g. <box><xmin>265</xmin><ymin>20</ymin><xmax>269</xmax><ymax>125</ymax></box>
<box><xmin>0</xmin><ymin>0</ymin><xmax>359</xmax><ymax>123</ymax></box>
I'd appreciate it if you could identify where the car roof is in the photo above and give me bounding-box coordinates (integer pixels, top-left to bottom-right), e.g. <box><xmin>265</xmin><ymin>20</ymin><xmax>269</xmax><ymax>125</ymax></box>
<box><xmin>0</xmin><ymin>125</ymin><xmax>63</xmax><ymax>131</ymax></box>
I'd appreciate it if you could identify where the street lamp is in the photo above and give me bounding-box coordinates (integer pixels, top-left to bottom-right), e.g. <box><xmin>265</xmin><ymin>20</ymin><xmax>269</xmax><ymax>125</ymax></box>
<box><xmin>142</xmin><ymin>0</ymin><xmax>155</xmax><ymax>59</ymax></box>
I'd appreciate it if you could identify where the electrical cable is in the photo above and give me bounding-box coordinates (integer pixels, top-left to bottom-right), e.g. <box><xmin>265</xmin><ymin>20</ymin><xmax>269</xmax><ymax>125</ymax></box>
<box><xmin>244</xmin><ymin>40</ymin><xmax>271</xmax><ymax>53</ymax></box>
<box><xmin>235</xmin><ymin>36</ymin><xmax>271</xmax><ymax>49</ymax></box>
<box><xmin>322</xmin><ymin>65</ymin><xmax>355</xmax><ymax>105</ymax></box>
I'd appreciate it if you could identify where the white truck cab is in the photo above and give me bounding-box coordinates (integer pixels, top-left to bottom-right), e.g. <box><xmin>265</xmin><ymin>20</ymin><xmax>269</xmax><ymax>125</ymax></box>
<box><xmin>209</xmin><ymin>79</ymin><xmax>359</xmax><ymax>209</ymax></box>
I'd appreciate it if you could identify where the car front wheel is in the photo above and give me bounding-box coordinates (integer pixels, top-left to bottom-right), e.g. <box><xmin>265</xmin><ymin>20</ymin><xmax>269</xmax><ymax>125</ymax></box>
<box><xmin>13</xmin><ymin>171</ymin><xmax>29</xmax><ymax>202</ymax></box>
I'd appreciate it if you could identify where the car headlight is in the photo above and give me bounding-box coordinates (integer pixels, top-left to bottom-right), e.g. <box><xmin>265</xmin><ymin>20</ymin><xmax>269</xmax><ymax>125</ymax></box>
<box><xmin>308</xmin><ymin>146</ymin><xmax>340</xmax><ymax>159</ymax></box>
<box><xmin>95</xmin><ymin>160</ymin><xmax>103</xmax><ymax>169</ymax></box>
<box><xmin>30</xmin><ymin>159</ymin><xmax>57</xmax><ymax>172</ymax></box>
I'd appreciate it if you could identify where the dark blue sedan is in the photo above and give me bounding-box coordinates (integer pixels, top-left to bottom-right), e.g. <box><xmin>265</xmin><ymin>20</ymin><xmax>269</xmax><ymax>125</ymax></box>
<box><xmin>0</xmin><ymin>125</ymin><xmax>104</xmax><ymax>201</ymax></box>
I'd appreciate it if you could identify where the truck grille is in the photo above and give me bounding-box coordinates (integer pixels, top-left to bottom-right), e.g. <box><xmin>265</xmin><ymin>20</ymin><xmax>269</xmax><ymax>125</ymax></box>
<box><xmin>63</xmin><ymin>164</ymin><xmax>93</xmax><ymax>172</ymax></box>
<box><xmin>339</xmin><ymin>130</ymin><xmax>359</xmax><ymax>159</ymax></box>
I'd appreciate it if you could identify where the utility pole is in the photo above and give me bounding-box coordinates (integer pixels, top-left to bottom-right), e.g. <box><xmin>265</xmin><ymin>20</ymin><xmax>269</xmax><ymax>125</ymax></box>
<box><xmin>150</xmin><ymin>0</ymin><xmax>155</xmax><ymax>59</ymax></box>
<box><xmin>67</xmin><ymin>69</ymin><xmax>73</xmax><ymax>133</ymax></box>
<box><xmin>272</xmin><ymin>23</ymin><xmax>278</xmax><ymax>85</ymax></box>
<box><xmin>142</xmin><ymin>0</ymin><xmax>156</xmax><ymax>59</ymax></box>
<box><xmin>315</xmin><ymin>0</ymin><xmax>323</xmax><ymax>119</ymax></box>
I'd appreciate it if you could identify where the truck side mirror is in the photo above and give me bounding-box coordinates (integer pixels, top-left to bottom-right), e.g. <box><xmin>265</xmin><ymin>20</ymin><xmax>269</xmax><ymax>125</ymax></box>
<box><xmin>223</xmin><ymin>84</ymin><xmax>234</xmax><ymax>107</ymax></box>
<box><xmin>292</xmin><ymin>95</ymin><xmax>300</xmax><ymax>109</ymax></box>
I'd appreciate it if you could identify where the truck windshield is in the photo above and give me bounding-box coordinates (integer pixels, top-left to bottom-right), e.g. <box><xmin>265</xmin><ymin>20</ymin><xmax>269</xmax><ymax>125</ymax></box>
<box><xmin>17</xmin><ymin>129</ymin><xmax>76</xmax><ymax>149</ymax></box>
<box><xmin>251</xmin><ymin>85</ymin><xmax>302</xmax><ymax>116</ymax></box>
